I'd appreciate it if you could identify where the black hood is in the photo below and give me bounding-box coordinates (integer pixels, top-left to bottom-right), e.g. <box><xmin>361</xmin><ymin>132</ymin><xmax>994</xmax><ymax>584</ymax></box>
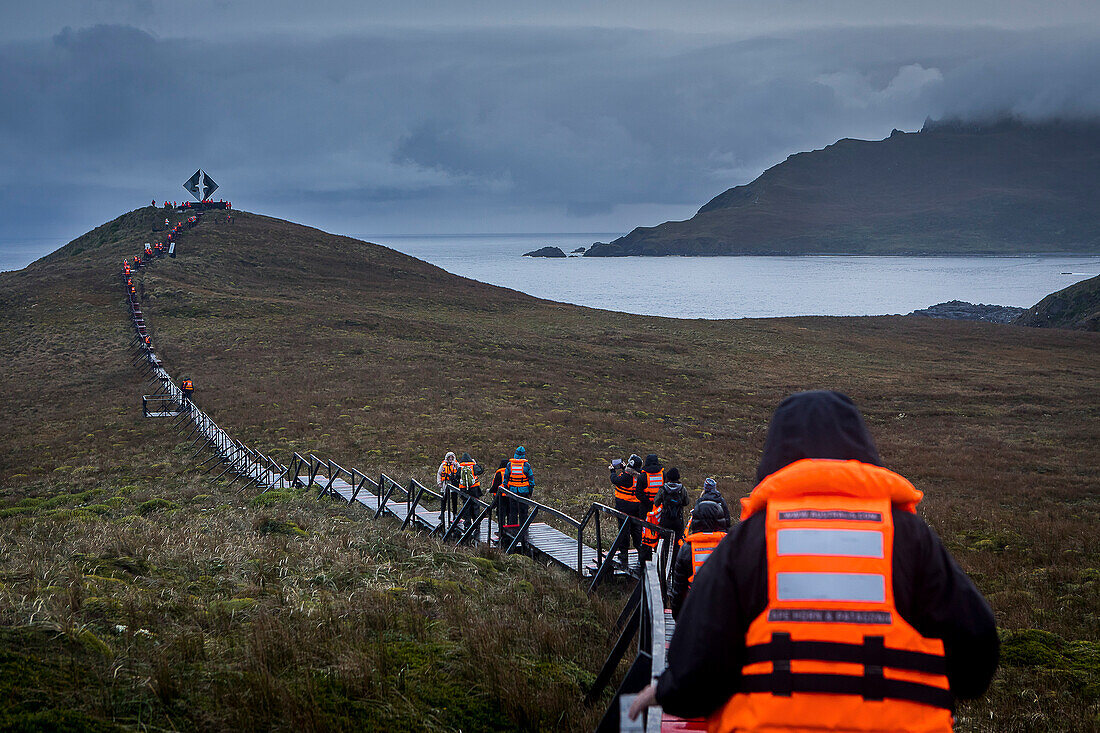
<box><xmin>690</xmin><ymin>500</ymin><xmax>726</xmax><ymax>532</ymax></box>
<box><xmin>460</xmin><ymin>452</ymin><xmax>473</xmax><ymax>463</ymax></box>
<box><xmin>643</xmin><ymin>454</ymin><xmax>663</xmax><ymax>471</ymax></box>
<box><xmin>755</xmin><ymin>390</ymin><xmax>882</xmax><ymax>484</ymax></box>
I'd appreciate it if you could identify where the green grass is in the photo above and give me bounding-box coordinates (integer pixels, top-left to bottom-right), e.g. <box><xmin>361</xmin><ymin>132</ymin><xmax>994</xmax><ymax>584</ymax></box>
<box><xmin>0</xmin><ymin>206</ymin><xmax>1098</xmax><ymax>729</ymax></box>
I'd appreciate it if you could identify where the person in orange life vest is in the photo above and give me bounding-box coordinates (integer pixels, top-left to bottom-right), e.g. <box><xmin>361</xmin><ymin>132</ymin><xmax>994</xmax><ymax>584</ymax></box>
<box><xmin>122</xmin><ymin>260</ymin><xmax>131</xmax><ymax>275</ymax></box>
<box><xmin>610</xmin><ymin>453</ymin><xmax>644</xmax><ymax>567</ymax></box>
<box><xmin>455</xmin><ymin>452</ymin><xmax>484</xmax><ymax>536</ymax></box>
<box><xmin>670</xmin><ymin>498</ymin><xmax>729</xmax><ymax>619</ymax></box>
<box><xmin>489</xmin><ymin>458</ymin><xmax>508</xmax><ymax>497</ymax></box>
<box><xmin>635</xmin><ymin>453</ymin><xmax>664</xmax><ymax>514</ymax></box>
<box><xmin>436</xmin><ymin>452</ymin><xmax>461</xmax><ymax>524</ymax></box>
<box><xmin>502</xmin><ymin>446</ymin><xmax>533</xmax><ymax>544</ymax></box>
<box><xmin>630</xmin><ymin>390</ymin><xmax>998</xmax><ymax>730</ymax></box>
<box><xmin>143</xmin><ymin>335</ymin><xmax>152</xmax><ymax>350</ymax></box>
<box><xmin>639</xmin><ymin>503</ymin><xmax>660</xmax><ymax>562</ymax></box>
<box><xmin>180</xmin><ymin>378</ymin><xmax>195</xmax><ymax>410</ymax></box>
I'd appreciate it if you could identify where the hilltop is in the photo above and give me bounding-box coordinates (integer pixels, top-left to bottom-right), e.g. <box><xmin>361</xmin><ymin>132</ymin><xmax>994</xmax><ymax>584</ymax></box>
<box><xmin>587</xmin><ymin>118</ymin><xmax>1100</xmax><ymax>256</ymax></box>
<box><xmin>1</xmin><ymin>207</ymin><xmax>1098</xmax><ymax>729</ymax></box>
<box><xmin>1015</xmin><ymin>273</ymin><xmax>1100</xmax><ymax>331</ymax></box>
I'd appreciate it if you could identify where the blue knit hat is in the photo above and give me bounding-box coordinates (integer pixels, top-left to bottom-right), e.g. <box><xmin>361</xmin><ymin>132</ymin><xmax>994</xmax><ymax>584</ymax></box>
<box><xmin>515</xmin><ymin>445</ymin><xmax>526</xmax><ymax>457</ymax></box>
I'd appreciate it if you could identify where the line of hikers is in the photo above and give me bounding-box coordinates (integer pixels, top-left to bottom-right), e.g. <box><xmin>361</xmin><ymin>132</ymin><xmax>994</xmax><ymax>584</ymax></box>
<box><xmin>609</xmin><ymin>453</ymin><xmax>732</xmax><ymax>615</ymax></box>
<box><xmin>436</xmin><ymin>446</ymin><xmax>533</xmax><ymax>544</ymax></box>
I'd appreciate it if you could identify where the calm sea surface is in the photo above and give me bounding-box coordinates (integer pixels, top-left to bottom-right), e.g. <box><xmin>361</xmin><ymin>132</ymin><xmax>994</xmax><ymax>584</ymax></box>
<box><xmin>371</xmin><ymin>233</ymin><xmax>1100</xmax><ymax>319</ymax></box>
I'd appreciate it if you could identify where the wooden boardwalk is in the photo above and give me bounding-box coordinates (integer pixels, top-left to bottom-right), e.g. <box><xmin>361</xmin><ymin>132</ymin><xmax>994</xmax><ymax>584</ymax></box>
<box><xmin>307</xmin><ymin>472</ymin><xmax>638</xmax><ymax>576</ymax></box>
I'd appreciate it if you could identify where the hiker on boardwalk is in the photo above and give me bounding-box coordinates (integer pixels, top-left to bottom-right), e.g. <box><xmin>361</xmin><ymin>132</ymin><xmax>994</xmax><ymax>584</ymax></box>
<box><xmin>437</xmin><ymin>452</ymin><xmax>461</xmax><ymax>523</ymax></box>
<box><xmin>653</xmin><ymin>466</ymin><xmax>687</xmax><ymax>565</ymax></box>
<box><xmin>636</xmin><ymin>453</ymin><xmax>664</xmax><ymax>515</ymax></box>
<box><xmin>180</xmin><ymin>378</ymin><xmax>194</xmax><ymax>409</ymax></box>
<box><xmin>502</xmin><ymin>446</ymin><xmax>533</xmax><ymax>545</ymax></box>
<box><xmin>456</xmin><ymin>452</ymin><xmax>484</xmax><ymax>537</ymax></box>
<box><xmin>692</xmin><ymin>476</ymin><xmax>732</xmax><ymax>529</ymax></box>
<box><xmin>609</xmin><ymin>454</ymin><xmax>644</xmax><ymax>568</ymax></box>
<box><xmin>669</xmin><ymin>498</ymin><xmax>728</xmax><ymax>620</ymax></box>
<box><xmin>630</xmin><ymin>390</ymin><xmax>999</xmax><ymax>730</ymax></box>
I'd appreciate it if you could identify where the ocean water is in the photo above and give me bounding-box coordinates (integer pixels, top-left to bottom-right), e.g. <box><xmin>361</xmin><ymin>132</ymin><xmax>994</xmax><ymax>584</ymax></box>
<box><xmin>370</xmin><ymin>233</ymin><xmax>1100</xmax><ymax>319</ymax></box>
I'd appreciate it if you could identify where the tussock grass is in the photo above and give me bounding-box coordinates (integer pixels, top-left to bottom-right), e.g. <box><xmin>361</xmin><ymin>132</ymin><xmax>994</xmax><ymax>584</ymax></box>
<box><xmin>1</xmin><ymin>206</ymin><xmax>1097</xmax><ymax>729</ymax></box>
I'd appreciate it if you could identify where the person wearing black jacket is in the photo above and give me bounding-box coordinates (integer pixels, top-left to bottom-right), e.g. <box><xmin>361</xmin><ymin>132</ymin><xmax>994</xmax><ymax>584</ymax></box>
<box><xmin>694</xmin><ymin>476</ymin><xmax>731</xmax><ymax>528</ymax></box>
<box><xmin>669</xmin><ymin>498</ymin><xmax>728</xmax><ymax>619</ymax></box>
<box><xmin>610</xmin><ymin>454</ymin><xmax>644</xmax><ymax>568</ymax></box>
<box><xmin>635</xmin><ymin>453</ymin><xmax>665</xmax><ymax>513</ymax></box>
<box><xmin>653</xmin><ymin>467</ymin><xmax>688</xmax><ymax>565</ymax></box>
<box><xmin>630</xmin><ymin>390</ymin><xmax>999</xmax><ymax>729</ymax></box>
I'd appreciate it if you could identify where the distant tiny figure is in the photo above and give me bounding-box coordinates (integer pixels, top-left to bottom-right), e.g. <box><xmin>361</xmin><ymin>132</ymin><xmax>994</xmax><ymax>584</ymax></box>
<box><xmin>180</xmin><ymin>378</ymin><xmax>194</xmax><ymax>407</ymax></box>
<box><xmin>151</xmin><ymin>198</ymin><xmax>156</xmax><ymax>207</ymax></box>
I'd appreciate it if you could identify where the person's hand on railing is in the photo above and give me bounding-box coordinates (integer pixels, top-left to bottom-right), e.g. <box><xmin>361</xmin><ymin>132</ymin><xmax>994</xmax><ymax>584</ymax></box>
<box><xmin>627</xmin><ymin>682</ymin><xmax>657</xmax><ymax>721</ymax></box>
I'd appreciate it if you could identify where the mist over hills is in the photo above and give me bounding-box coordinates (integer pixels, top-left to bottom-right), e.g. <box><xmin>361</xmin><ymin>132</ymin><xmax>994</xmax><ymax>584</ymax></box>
<box><xmin>586</xmin><ymin>118</ymin><xmax>1100</xmax><ymax>256</ymax></box>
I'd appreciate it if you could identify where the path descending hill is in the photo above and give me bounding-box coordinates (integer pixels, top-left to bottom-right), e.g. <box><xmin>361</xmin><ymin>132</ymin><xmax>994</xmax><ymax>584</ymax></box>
<box><xmin>1</xmin><ymin>207</ymin><xmax>1098</xmax><ymax>730</ymax></box>
<box><xmin>587</xmin><ymin>118</ymin><xmax>1100</xmax><ymax>256</ymax></box>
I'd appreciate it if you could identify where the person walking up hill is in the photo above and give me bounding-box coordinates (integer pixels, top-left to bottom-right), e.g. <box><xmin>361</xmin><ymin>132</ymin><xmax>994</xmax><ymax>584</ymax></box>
<box><xmin>691</xmin><ymin>477</ymin><xmax>731</xmax><ymax>529</ymax></box>
<box><xmin>636</xmin><ymin>454</ymin><xmax>664</xmax><ymax>514</ymax></box>
<box><xmin>437</xmin><ymin>452</ymin><xmax>460</xmax><ymax>524</ymax></box>
<box><xmin>654</xmin><ymin>466</ymin><xmax>687</xmax><ymax>564</ymax></box>
<box><xmin>610</xmin><ymin>454</ymin><xmax>644</xmax><ymax>568</ymax></box>
<box><xmin>630</xmin><ymin>390</ymin><xmax>999</xmax><ymax>731</ymax></box>
<box><xmin>503</xmin><ymin>446</ymin><xmax>533</xmax><ymax>545</ymax></box>
<box><xmin>457</xmin><ymin>452</ymin><xmax>483</xmax><ymax>537</ymax></box>
<box><xmin>670</xmin><ymin>499</ymin><xmax>729</xmax><ymax>619</ymax></box>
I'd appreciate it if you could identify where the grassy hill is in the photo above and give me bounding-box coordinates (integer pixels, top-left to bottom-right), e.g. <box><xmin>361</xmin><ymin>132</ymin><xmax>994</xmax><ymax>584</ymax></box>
<box><xmin>1</xmin><ymin>207</ymin><xmax>1098</xmax><ymax>730</ymax></box>
<box><xmin>1016</xmin><ymin>273</ymin><xmax>1100</xmax><ymax>331</ymax></box>
<box><xmin>587</xmin><ymin>118</ymin><xmax>1100</xmax><ymax>256</ymax></box>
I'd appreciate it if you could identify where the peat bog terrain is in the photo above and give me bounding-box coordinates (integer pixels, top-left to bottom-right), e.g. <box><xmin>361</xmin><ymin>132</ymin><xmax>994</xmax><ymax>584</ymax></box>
<box><xmin>0</xmin><ymin>207</ymin><xmax>1097</xmax><ymax>731</ymax></box>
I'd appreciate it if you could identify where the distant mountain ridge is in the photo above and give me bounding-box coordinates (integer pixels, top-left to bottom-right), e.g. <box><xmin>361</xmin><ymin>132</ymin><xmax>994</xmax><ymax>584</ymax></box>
<box><xmin>586</xmin><ymin>118</ymin><xmax>1100</xmax><ymax>256</ymax></box>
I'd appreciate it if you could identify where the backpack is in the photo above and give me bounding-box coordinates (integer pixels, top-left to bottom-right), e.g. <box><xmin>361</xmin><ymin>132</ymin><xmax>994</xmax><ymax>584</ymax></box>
<box><xmin>661</xmin><ymin>484</ymin><xmax>686</xmax><ymax>522</ymax></box>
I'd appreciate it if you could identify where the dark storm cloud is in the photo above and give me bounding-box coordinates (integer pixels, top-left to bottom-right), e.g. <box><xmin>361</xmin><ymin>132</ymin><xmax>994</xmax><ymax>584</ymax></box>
<box><xmin>0</xmin><ymin>20</ymin><xmax>1099</xmax><ymax>265</ymax></box>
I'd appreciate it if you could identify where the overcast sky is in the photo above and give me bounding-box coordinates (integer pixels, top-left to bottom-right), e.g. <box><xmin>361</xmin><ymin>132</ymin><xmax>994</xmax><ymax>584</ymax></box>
<box><xmin>2</xmin><ymin>2</ymin><xmax>1099</xmax><ymax>268</ymax></box>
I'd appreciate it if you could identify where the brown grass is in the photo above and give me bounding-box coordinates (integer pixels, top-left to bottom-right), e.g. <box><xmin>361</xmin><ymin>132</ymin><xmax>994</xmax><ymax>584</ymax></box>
<box><xmin>0</xmin><ymin>206</ymin><xmax>1097</xmax><ymax>730</ymax></box>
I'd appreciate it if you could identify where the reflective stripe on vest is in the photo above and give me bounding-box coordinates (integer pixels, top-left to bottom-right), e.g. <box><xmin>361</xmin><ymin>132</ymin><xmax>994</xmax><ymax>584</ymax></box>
<box><xmin>684</xmin><ymin>530</ymin><xmax>725</xmax><ymax>584</ymax></box>
<box><xmin>643</xmin><ymin>470</ymin><xmax>662</xmax><ymax>502</ymax></box>
<box><xmin>507</xmin><ymin>458</ymin><xmax>529</xmax><ymax>489</ymax></box>
<box><xmin>710</xmin><ymin>459</ymin><xmax>952</xmax><ymax>733</ymax></box>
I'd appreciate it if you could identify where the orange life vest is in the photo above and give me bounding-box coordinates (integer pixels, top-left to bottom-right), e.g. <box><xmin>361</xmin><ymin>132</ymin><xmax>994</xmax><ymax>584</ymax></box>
<box><xmin>642</xmin><ymin>470</ymin><xmax>663</xmax><ymax>503</ymax></box>
<box><xmin>507</xmin><ymin>458</ymin><xmax>530</xmax><ymax>490</ymax></box>
<box><xmin>181</xmin><ymin>380</ymin><xmax>193</xmax><ymax>391</ymax></box>
<box><xmin>709</xmin><ymin>459</ymin><xmax>952</xmax><ymax>733</ymax></box>
<box><xmin>614</xmin><ymin>472</ymin><xmax>639</xmax><ymax>502</ymax></box>
<box><xmin>440</xmin><ymin>462</ymin><xmax>459</xmax><ymax>483</ymax></box>
<box><xmin>492</xmin><ymin>467</ymin><xmax>506</xmax><ymax>494</ymax></box>
<box><xmin>641</xmin><ymin>505</ymin><xmax>661</xmax><ymax>550</ymax></box>
<box><xmin>683</xmin><ymin>530</ymin><xmax>726</xmax><ymax>584</ymax></box>
<box><xmin>458</xmin><ymin>460</ymin><xmax>480</xmax><ymax>488</ymax></box>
